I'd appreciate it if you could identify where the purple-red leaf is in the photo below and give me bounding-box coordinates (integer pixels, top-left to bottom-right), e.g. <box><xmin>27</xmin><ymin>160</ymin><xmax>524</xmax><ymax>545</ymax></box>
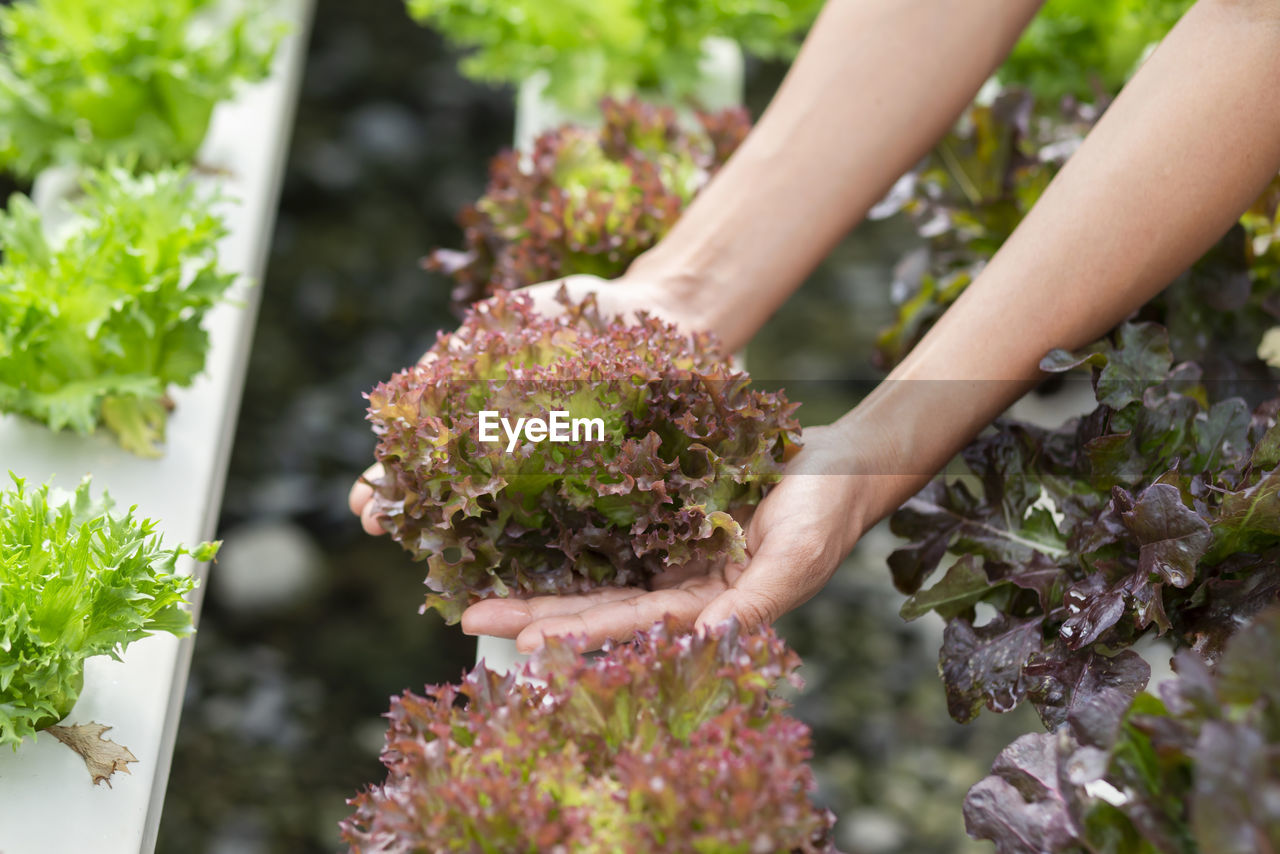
<box><xmin>340</xmin><ymin>620</ymin><xmax>837</xmax><ymax>853</ymax></box>
<box><xmin>1022</xmin><ymin>645</ymin><xmax>1150</xmax><ymax>746</ymax></box>
<box><xmin>963</xmin><ymin>732</ymin><xmax>1080</xmax><ymax>854</ymax></box>
<box><xmin>1118</xmin><ymin>483</ymin><xmax>1211</xmax><ymax>589</ymax></box>
<box><xmin>940</xmin><ymin>613</ymin><xmax>1043</xmax><ymax>723</ymax></box>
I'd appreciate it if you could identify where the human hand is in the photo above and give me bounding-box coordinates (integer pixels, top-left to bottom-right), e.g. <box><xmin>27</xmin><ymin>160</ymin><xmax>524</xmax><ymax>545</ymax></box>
<box><xmin>459</xmin><ymin>422</ymin><xmax>866</xmax><ymax>652</ymax></box>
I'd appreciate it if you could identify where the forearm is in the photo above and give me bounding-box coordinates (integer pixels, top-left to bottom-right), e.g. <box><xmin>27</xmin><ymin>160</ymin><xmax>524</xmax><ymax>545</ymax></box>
<box><xmin>839</xmin><ymin>0</ymin><xmax>1280</xmax><ymax>531</ymax></box>
<box><xmin>631</xmin><ymin>0</ymin><xmax>1042</xmax><ymax>351</ymax></box>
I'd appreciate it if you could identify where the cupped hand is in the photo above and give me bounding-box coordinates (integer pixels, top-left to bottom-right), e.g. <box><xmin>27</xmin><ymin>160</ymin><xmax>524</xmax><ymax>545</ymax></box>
<box><xmin>460</xmin><ymin>423</ymin><xmax>866</xmax><ymax>652</ymax></box>
<box><xmin>347</xmin><ymin>272</ymin><xmax>707</xmax><ymax>537</ymax></box>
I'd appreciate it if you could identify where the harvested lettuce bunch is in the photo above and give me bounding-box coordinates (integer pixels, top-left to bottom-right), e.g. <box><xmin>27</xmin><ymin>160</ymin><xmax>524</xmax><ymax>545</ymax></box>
<box><xmin>342</xmin><ymin>619</ymin><xmax>837</xmax><ymax>853</ymax></box>
<box><xmin>0</xmin><ymin>166</ymin><xmax>236</xmax><ymax>456</ymax></box>
<box><xmin>0</xmin><ymin>475</ymin><xmax>217</xmax><ymax>748</ymax></box>
<box><xmin>365</xmin><ymin>292</ymin><xmax>800</xmax><ymax>623</ymax></box>
<box><xmin>0</xmin><ymin>0</ymin><xmax>278</xmax><ymax>177</ymax></box>
<box><xmin>428</xmin><ymin>97</ymin><xmax>749</xmax><ymax>310</ymax></box>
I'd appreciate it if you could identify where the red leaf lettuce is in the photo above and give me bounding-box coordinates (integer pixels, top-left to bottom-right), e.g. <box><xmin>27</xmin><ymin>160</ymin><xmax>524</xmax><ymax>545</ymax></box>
<box><xmin>965</xmin><ymin>606</ymin><xmax>1280</xmax><ymax>853</ymax></box>
<box><xmin>890</xmin><ymin>322</ymin><xmax>1280</xmax><ymax>728</ymax></box>
<box><xmin>364</xmin><ymin>291</ymin><xmax>800</xmax><ymax>623</ymax></box>
<box><xmin>427</xmin><ymin>97</ymin><xmax>749</xmax><ymax>311</ymax></box>
<box><xmin>341</xmin><ymin>619</ymin><xmax>837</xmax><ymax>853</ymax></box>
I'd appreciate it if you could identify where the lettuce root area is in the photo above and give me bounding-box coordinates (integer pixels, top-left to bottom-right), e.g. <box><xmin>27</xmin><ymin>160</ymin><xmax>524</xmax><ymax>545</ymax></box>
<box><xmin>340</xmin><ymin>620</ymin><xmax>837</xmax><ymax>853</ymax></box>
<box><xmin>364</xmin><ymin>292</ymin><xmax>800</xmax><ymax>623</ymax></box>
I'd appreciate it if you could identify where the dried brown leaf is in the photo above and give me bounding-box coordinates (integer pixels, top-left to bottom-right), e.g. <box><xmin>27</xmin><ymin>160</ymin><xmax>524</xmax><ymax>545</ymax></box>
<box><xmin>48</xmin><ymin>722</ymin><xmax>137</xmax><ymax>787</ymax></box>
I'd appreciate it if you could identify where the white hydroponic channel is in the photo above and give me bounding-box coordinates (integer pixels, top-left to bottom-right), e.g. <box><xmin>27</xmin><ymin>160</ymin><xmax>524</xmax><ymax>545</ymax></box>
<box><xmin>0</xmin><ymin>1</ymin><xmax>313</xmax><ymax>851</ymax></box>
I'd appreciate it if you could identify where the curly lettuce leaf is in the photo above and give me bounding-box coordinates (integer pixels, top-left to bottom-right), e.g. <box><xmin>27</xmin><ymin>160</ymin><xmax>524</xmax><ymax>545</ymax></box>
<box><xmin>365</xmin><ymin>290</ymin><xmax>800</xmax><ymax>623</ymax></box>
<box><xmin>0</xmin><ymin>0</ymin><xmax>279</xmax><ymax>177</ymax></box>
<box><xmin>0</xmin><ymin>166</ymin><xmax>236</xmax><ymax>455</ymax></box>
<box><xmin>428</xmin><ymin>97</ymin><xmax>749</xmax><ymax>311</ymax></box>
<box><xmin>341</xmin><ymin>619</ymin><xmax>836</xmax><ymax>852</ymax></box>
<box><xmin>0</xmin><ymin>474</ymin><xmax>218</xmax><ymax>748</ymax></box>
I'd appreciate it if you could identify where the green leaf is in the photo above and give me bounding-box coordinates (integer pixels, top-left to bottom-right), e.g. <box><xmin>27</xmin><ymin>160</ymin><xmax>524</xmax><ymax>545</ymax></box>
<box><xmin>1094</xmin><ymin>324</ymin><xmax>1175</xmax><ymax>410</ymax></box>
<box><xmin>1000</xmin><ymin>0</ymin><xmax>1193</xmax><ymax>102</ymax></box>
<box><xmin>0</xmin><ymin>0</ymin><xmax>280</xmax><ymax>176</ymax></box>
<box><xmin>900</xmin><ymin>555</ymin><xmax>1004</xmax><ymax>621</ymax></box>
<box><xmin>0</xmin><ymin>475</ymin><xmax>215</xmax><ymax>748</ymax></box>
<box><xmin>404</xmin><ymin>0</ymin><xmax>821</xmax><ymax>110</ymax></box>
<box><xmin>0</xmin><ymin>166</ymin><xmax>234</xmax><ymax>454</ymax></box>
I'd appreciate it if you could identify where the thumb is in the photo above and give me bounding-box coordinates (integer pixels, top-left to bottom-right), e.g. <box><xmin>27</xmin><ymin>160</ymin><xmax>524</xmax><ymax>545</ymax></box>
<box><xmin>695</xmin><ymin>532</ymin><xmax>829</xmax><ymax>633</ymax></box>
<box><xmin>696</xmin><ymin>587</ymin><xmax>780</xmax><ymax>634</ymax></box>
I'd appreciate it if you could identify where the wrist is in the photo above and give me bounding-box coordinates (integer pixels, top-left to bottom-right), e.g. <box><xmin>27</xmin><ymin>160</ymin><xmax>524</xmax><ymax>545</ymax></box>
<box><xmin>627</xmin><ymin>244</ymin><xmax>727</xmax><ymax>330</ymax></box>
<box><xmin>626</xmin><ymin>245</ymin><xmax>763</xmax><ymax>352</ymax></box>
<box><xmin>783</xmin><ymin>420</ymin><xmax>879</xmax><ymax>557</ymax></box>
<box><xmin>828</xmin><ymin>401</ymin><xmax>923</xmax><ymax>535</ymax></box>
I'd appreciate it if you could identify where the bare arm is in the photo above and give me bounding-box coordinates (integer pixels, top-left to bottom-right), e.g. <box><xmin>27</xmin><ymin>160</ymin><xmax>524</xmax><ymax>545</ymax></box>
<box><xmin>351</xmin><ymin>0</ymin><xmax>1043</xmax><ymax>535</ymax></box>
<box><xmin>629</xmin><ymin>0</ymin><xmax>1045</xmax><ymax>351</ymax></box>
<box><xmin>825</xmin><ymin>0</ymin><xmax>1280</xmax><ymax>544</ymax></box>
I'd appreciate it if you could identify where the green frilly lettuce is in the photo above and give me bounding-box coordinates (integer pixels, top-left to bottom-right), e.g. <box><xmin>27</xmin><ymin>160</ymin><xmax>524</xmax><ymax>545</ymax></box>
<box><xmin>0</xmin><ymin>166</ymin><xmax>236</xmax><ymax>455</ymax></box>
<box><xmin>0</xmin><ymin>0</ymin><xmax>278</xmax><ymax>177</ymax></box>
<box><xmin>0</xmin><ymin>475</ymin><xmax>217</xmax><ymax>748</ymax></box>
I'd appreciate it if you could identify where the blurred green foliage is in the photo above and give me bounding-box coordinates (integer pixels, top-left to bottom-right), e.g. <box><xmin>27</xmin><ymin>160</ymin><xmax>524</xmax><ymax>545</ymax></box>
<box><xmin>0</xmin><ymin>0</ymin><xmax>278</xmax><ymax>177</ymax></box>
<box><xmin>1000</xmin><ymin>0</ymin><xmax>1193</xmax><ymax>102</ymax></box>
<box><xmin>405</xmin><ymin>0</ymin><xmax>822</xmax><ymax>108</ymax></box>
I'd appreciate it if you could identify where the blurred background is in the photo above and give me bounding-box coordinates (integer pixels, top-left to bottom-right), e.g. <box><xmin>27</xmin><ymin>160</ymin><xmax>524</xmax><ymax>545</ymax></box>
<box><xmin>157</xmin><ymin>1</ymin><xmax>1033</xmax><ymax>851</ymax></box>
